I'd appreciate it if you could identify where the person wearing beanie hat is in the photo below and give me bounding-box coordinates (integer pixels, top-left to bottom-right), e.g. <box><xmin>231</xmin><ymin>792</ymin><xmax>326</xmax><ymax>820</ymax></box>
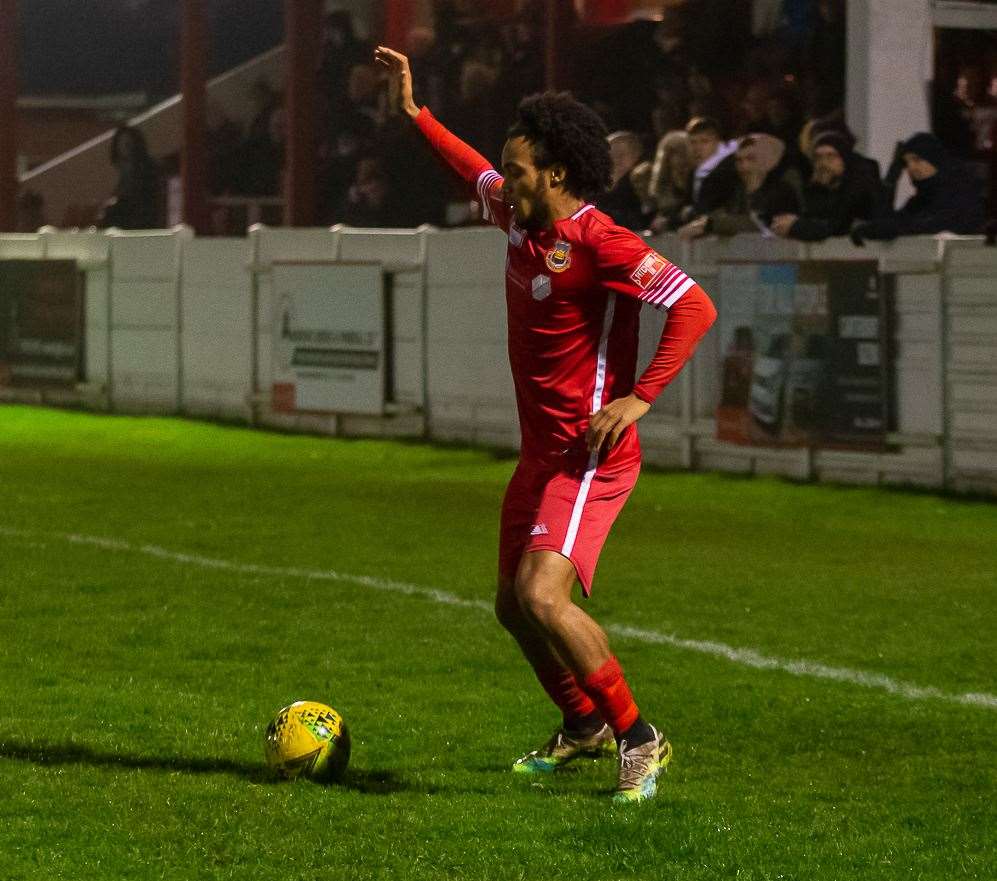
<box><xmin>850</xmin><ymin>131</ymin><xmax>985</xmax><ymax>242</ymax></box>
<box><xmin>811</xmin><ymin>129</ymin><xmax>852</xmax><ymax>161</ymax></box>
<box><xmin>900</xmin><ymin>132</ymin><xmax>949</xmax><ymax>172</ymax></box>
<box><xmin>770</xmin><ymin>130</ymin><xmax>884</xmax><ymax>241</ymax></box>
<box><xmin>802</xmin><ymin>114</ymin><xmax>882</xmax><ymax>183</ymax></box>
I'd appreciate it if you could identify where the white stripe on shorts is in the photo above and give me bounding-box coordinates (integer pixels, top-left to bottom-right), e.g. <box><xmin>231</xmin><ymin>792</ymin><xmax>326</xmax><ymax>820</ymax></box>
<box><xmin>562</xmin><ymin>292</ymin><xmax>617</xmax><ymax>558</ymax></box>
<box><xmin>561</xmin><ymin>450</ymin><xmax>599</xmax><ymax>559</ymax></box>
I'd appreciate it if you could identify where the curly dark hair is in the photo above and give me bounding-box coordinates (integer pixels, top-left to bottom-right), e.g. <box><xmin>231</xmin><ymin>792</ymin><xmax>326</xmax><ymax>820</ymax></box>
<box><xmin>507</xmin><ymin>91</ymin><xmax>612</xmax><ymax>200</ymax></box>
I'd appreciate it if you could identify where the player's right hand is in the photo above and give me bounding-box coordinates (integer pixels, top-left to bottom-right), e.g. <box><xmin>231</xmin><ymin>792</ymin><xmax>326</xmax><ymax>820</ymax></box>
<box><xmin>374</xmin><ymin>46</ymin><xmax>420</xmax><ymax>119</ymax></box>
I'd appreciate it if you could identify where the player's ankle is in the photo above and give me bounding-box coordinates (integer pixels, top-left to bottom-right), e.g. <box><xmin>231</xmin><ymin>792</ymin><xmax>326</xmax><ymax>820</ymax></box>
<box><xmin>563</xmin><ymin>710</ymin><xmax>604</xmax><ymax>737</ymax></box>
<box><xmin>617</xmin><ymin>716</ymin><xmax>655</xmax><ymax>749</ymax></box>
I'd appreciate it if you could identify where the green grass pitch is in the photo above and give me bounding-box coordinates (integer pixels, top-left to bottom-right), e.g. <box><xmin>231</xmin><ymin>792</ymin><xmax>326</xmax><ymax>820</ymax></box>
<box><xmin>0</xmin><ymin>404</ymin><xmax>994</xmax><ymax>880</ymax></box>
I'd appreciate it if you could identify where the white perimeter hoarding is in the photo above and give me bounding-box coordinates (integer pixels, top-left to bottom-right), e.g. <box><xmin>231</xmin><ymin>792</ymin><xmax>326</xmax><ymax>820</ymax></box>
<box><xmin>271</xmin><ymin>262</ymin><xmax>384</xmax><ymax>415</ymax></box>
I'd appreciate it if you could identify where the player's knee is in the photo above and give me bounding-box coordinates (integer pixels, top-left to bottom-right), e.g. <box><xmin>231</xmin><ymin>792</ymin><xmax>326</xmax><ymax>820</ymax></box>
<box><xmin>514</xmin><ymin>574</ymin><xmax>559</xmax><ymax>629</ymax></box>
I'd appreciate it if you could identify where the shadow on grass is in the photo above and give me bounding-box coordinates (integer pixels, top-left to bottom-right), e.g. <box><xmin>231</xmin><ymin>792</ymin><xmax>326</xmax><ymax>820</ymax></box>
<box><xmin>0</xmin><ymin>739</ymin><xmax>427</xmax><ymax>794</ymax></box>
<box><xmin>473</xmin><ymin>760</ymin><xmax>611</xmax><ymax>800</ymax></box>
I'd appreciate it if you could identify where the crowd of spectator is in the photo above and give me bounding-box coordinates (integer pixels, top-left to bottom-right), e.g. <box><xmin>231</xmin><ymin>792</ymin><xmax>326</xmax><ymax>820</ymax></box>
<box><xmin>575</xmin><ymin>0</ymin><xmax>991</xmax><ymax>243</ymax></box>
<box><xmin>603</xmin><ymin>107</ymin><xmax>987</xmax><ymax>245</ymax></box>
<box><xmin>91</xmin><ymin>0</ymin><xmax>993</xmax><ymax>241</ymax></box>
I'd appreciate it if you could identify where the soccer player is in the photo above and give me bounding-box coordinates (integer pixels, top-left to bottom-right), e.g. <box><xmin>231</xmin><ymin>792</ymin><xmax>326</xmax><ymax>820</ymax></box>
<box><xmin>375</xmin><ymin>46</ymin><xmax>717</xmax><ymax>805</ymax></box>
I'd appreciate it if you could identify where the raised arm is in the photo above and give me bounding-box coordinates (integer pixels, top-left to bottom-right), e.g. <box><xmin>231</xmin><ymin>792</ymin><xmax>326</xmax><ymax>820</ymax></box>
<box><xmin>374</xmin><ymin>46</ymin><xmax>509</xmax><ymax>229</ymax></box>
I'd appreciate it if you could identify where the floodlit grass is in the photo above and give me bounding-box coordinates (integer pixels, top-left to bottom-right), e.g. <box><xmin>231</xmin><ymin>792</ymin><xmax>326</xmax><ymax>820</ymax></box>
<box><xmin>0</xmin><ymin>404</ymin><xmax>994</xmax><ymax>880</ymax></box>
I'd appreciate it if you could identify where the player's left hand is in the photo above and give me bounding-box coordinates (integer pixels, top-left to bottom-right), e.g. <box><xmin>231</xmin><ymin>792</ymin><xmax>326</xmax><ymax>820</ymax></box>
<box><xmin>586</xmin><ymin>393</ymin><xmax>651</xmax><ymax>453</ymax></box>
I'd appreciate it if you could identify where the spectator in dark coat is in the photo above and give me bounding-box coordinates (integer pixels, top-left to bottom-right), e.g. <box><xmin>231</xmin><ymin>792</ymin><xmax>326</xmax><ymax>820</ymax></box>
<box><xmin>100</xmin><ymin>126</ymin><xmax>160</xmax><ymax>229</ymax></box>
<box><xmin>241</xmin><ymin>84</ymin><xmax>284</xmax><ymax>196</ymax></box>
<box><xmin>682</xmin><ymin>116</ymin><xmax>739</xmax><ymax>221</ymax></box>
<box><xmin>851</xmin><ymin>132</ymin><xmax>986</xmax><ymax>241</ymax></box>
<box><xmin>805</xmin><ymin>113</ymin><xmax>882</xmax><ymax>184</ymax></box>
<box><xmin>17</xmin><ymin>190</ymin><xmax>46</xmax><ymax>231</ymax></box>
<box><xmin>770</xmin><ymin>130</ymin><xmax>884</xmax><ymax>240</ymax></box>
<box><xmin>680</xmin><ymin>134</ymin><xmax>803</xmax><ymax>239</ymax></box>
<box><xmin>597</xmin><ymin>131</ymin><xmax>648</xmax><ymax>230</ymax></box>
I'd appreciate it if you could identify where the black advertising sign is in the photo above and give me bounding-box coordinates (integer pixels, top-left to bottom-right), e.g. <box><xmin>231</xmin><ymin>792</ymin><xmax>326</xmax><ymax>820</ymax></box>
<box><xmin>823</xmin><ymin>263</ymin><xmax>893</xmax><ymax>447</ymax></box>
<box><xmin>0</xmin><ymin>260</ymin><xmax>84</xmax><ymax>389</ymax></box>
<box><xmin>717</xmin><ymin>261</ymin><xmax>892</xmax><ymax>451</ymax></box>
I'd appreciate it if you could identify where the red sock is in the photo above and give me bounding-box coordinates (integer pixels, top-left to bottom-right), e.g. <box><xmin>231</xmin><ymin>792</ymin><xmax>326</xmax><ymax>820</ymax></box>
<box><xmin>581</xmin><ymin>656</ymin><xmax>640</xmax><ymax>736</ymax></box>
<box><xmin>535</xmin><ymin>664</ymin><xmax>599</xmax><ymax>727</ymax></box>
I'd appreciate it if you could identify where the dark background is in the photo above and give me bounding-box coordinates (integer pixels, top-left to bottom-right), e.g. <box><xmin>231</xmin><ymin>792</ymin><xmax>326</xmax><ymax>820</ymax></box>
<box><xmin>21</xmin><ymin>0</ymin><xmax>283</xmax><ymax>98</ymax></box>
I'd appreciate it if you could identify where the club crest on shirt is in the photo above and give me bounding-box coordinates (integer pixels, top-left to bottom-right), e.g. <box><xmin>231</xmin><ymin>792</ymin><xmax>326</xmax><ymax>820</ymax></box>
<box><xmin>545</xmin><ymin>239</ymin><xmax>572</xmax><ymax>273</ymax></box>
<box><xmin>630</xmin><ymin>252</ymin><xmax>668</xmax><ymax>289</ymax></box>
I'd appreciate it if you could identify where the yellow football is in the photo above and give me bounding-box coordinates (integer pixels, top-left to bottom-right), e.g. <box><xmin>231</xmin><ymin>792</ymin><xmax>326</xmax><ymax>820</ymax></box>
<box><xmin>264</xmin><ymin>700</ymin><xmax>351</xmax><ymax>783</ymax></box>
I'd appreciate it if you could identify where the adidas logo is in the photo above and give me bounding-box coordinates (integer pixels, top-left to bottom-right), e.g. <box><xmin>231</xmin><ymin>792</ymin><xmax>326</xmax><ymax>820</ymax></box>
<box><xmin>530</xmin><ymin>523</ymin><xmax>549</xmax><ymax>536</ymax></box>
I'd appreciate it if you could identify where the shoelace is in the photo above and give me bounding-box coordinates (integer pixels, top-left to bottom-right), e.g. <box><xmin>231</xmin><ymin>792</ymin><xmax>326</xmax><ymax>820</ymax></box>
<box><xmin>617</xmin><ymin>739</ymin><xmax>656</xmax><ymax>789</ymax></box>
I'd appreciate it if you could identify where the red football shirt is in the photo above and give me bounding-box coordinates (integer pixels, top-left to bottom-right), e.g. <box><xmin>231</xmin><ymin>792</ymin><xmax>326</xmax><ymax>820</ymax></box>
<box><xmin>415</xmin><ymin>109</ymin><xmax>715</xmax><ymax>466</ymax></box>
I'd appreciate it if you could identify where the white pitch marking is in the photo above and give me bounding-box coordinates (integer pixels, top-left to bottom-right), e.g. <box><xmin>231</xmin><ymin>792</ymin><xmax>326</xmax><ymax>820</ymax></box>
<box><xmin>606</xmin><ymin>625</ymin><xmax>997</xmax><ymax>709</ymax></box>
<box><xmin>2</xmin><ymin>526</ymin><xmax>995</xmax><ymax>711</ymax></box>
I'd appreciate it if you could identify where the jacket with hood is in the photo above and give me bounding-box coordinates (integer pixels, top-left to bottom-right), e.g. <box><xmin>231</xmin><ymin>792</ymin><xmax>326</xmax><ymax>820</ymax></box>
<box><xmin>789</xmin><ymin>131</ymin><xmax>885</xmax><ymax>241</ymax></box>
<box><xmin>853</xmin><ymin>132</ymin><xmax>985</xmax><ymax>240</ymax></box>
<box><xmin>708</xmin><ymin>134</ymin><xmax>803</xmax><ymax>236</ymax></box>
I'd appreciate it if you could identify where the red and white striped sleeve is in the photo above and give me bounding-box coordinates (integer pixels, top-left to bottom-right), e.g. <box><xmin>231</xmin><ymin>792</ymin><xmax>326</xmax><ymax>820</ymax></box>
<box><xmin>593</xmin><ymin>222</ymin><xmax>717</xmax><ymax>404</ymax></box>
<box><xmin>474</xmin><ymin>169</ymin><xmax>512</xmax><ymax>231</ymax></box>
<box><xmin>413</xmin><ymin>107</ymin><xmax>512</xmax><ymax>232</ymax></box>
<box><xmin>593</xmin><ymin>224</ymin><xmax>696</xmax><ymax>309</ymax></box>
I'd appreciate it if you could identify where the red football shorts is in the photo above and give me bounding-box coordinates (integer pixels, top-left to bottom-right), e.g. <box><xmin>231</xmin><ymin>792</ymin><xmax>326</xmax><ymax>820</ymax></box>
<box><xmin>498</xmin><ymin>446</ymin><xmax>640</xmax><ymax>596</ymax></box>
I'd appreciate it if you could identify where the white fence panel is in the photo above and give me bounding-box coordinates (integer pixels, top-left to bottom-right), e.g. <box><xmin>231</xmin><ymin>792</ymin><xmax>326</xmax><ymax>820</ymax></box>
<box><xmin>392</xmin><ymin>268</ymin><xmax>425</xmax><ymax>409</ymax></box>
<box><xmin>84</xmin><ymin>266</ymin><xmax>111</xmax><ymax>391</ymax></box>
<box><xmin>181</xmin><ymin>238</ymin><xmax>252</xmax><ymax>419</ymax></box>
<box><xmin>334</xmin><ymin>226</ymin><xmax>427</xmax><ymax>410</ymax></box>
<box><xmin>0</xmin><ymin>234</ymin><xmax>44</xmax><ymax>259</ymax></box>
<box><xmin>250</xmin><ymin>226</ymin><xmax>340</xmax><ymax>405</ymax></box>
<box><xmin>893</xmin><ymin>272</ymin><xmax>943</xmax><ymax>437</ymax></box>
<box><xmin>943</xmin><ymin>241</ymin><xmax>997</xmax><ymax>493</ymax></box>
<box><xmin>107</xmin><ymin>230</ymin><xmax>188</xmax><ymax>411</ymax></box>
<box><xmin>424</xmin><ymin>226</ymin><xmax>516</xmax><ymax>447</ymax></box>
<box><xmin>335</xmin><ymin>225</ymin><xmax>426</xmax><ymax>269</ymax></box>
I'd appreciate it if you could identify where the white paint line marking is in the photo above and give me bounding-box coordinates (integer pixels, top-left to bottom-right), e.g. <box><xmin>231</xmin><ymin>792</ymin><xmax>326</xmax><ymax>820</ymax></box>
<box><xmin>3</xmin><ymin>526</ymin><xmax>995</xmax><ymax>711</ymax></box>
